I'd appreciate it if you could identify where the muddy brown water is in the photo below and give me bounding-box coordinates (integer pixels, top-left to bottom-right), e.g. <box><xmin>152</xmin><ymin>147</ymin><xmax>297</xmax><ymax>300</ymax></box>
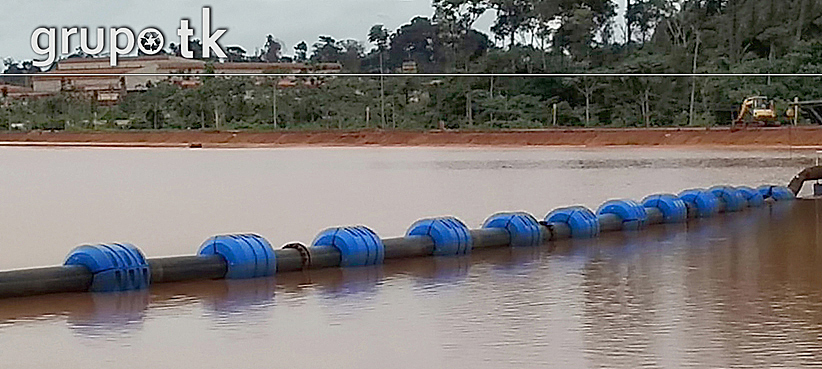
<box><xmin>0</xmin><ymin>147</ymin><xmax>820</xmax><ymax>368</ymax></box>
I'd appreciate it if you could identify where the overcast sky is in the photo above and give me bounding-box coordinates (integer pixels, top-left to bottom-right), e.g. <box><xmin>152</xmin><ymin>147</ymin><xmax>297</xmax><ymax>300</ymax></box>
<box><xmin>1</xmin><ymin>0</ymin><xmax>628</xmax><ymax>65</ymax></box>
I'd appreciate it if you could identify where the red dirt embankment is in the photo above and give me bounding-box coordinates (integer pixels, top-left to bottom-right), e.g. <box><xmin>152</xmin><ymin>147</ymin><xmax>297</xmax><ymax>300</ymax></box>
<box><xmin>0</xmin><ymin>127</ymin><xmax>820</xmax><ymax>148</ymax></box>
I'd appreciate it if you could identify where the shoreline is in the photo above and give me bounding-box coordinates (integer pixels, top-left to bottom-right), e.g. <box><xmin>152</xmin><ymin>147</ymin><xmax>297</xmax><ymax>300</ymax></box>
<box><xmin>0</xmin><ymin>127</ymin><xmax>819</xmax><ymax>149</ymax></box>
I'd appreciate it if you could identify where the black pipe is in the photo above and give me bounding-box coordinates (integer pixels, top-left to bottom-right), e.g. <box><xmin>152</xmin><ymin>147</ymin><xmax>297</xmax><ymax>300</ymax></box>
<box><xmin>598</xmin><ymin>213</ymin><xmax>625</xmax><ymax>232</ymax></box>
<box><xmin>0</xmin><ymin>202</ymin><xmax>757</xmax><ymax>299</ymax></box>
<box><xmin>646</xmin><ymin>207</ymin><xmax>664</xmax><ymax>224</ymax></box>
<box><xmin>307</xmin><ymin>246</ymin><xmax>343</xmax><ymax>269</ymax></box>
<box><xmin>789</xmin><ymin>166</ymin><xmax>822</xmax><ymax>195</ymax></box>
<box><xmin>470</xmin><ymin>228</ymin><xmax>513</xmax><ymax>249</ymax></box>
<box><xmin>384</xmin><ymin>235</ymin><xmax>435</xmax><ymax>259</ymax></box>
<box><xmin>0</xmin><ymin>265</ymin><xmax>92</xmax><ymax>299</ymax></box>
<box><xmin>149</xmin><ymin>255</ymin><xmax>227</xmax><ymax>283</ymax></box>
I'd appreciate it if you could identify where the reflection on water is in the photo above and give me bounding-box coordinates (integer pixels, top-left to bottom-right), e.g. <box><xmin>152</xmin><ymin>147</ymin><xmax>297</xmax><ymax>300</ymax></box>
<box><xmin>0</xmin><ymin>147</ymin><xmax>821</xmax><ymax>368</ymax></box>
<box><xmin>66</xmin><ymin>291</ymin><xmax>150</xmax><ymax>339</ymax></box>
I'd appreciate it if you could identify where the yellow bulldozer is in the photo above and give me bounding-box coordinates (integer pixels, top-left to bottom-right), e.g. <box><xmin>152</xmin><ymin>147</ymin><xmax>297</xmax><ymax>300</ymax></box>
<box><xmin>733</xmin><ymin>96</ymin><xmax>780</xmax><ymax>128</ymax></box>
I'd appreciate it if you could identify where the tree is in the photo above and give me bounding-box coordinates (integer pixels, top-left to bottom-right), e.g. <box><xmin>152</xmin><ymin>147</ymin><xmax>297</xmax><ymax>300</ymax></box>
<box><xmin>337</xmin><ymin>39</ymin><xmax>365</xmax><ymax>71</ymax></box>
<box><xmin>567</xmin><ymin>76</ymin><xmax>603</xmax><ymax>125</ymax></box>
<box><xmin>626</xmin><ymin>0</ymin><xmax>670</xmax><ymax>45</ymax></box>
<box><xmin>368</xmin><ymin>25</ymin><xmax>390</xmax><ymax>127</ymax></box>
<box><xmin>226</xmin><ymin>46</ymin><xmax>247</xmax><ymax>62</ymax></box>
<box><xmin>389</xmin><ymin>17</ymin><xmax>441</xmax><ymax>72</ymax></box>
<box><xmin>489</xmin><ymin>0</ymin><xmax>534</xmax><ymax>48</ymax></box>
<box><xmin>433</xmin><ymin>0</ymin><xmax>488</xmax><ymax>70</ymax></box>
<box><xmin>294</xmin><ymin>41</ymin><xmax>308</xmax><ymax>62</ymax></box>
<box><xmin>554</xmin><ymin>5</ymin><xmax>598</xmax><ymax>62</ymax></box>
<box><xmin>262</xmin><ymin>35</ymin><xmax>283</xmax><ymax>62</ymax></box>
<box><xmin>368</xmin><ymin>25</ymin><xmax>389</xmax><ymax>73</ymax></box>
<box><xmin>368</xmin><ymin>25</ymin><xmax>389</xmax><ymax>50</ymax></box>
<box><xmin>311</xmin><ymin>36</ymin><xmax>343</xmax><ymax>63</ymax></box>
<box><xmin>1</xmin><ymin>58</ymin><xmax>40</xmax><ymax>86</ymax></box>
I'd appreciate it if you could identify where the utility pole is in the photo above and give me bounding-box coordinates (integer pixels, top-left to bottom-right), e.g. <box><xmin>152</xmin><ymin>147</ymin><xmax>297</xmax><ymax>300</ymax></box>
<box><xmin>379</xmin><ymin>51</ymin><xmax>386</xmax><ymax>129</ymax></box>
<box><xmin>552</xmin><ymin>103</ymin><xmax>557</xmax><ymax>126</ymax></box>
<box><xmin>392</xmin><ymin>101</ymin><xmax>397</xmax><ymax>129</ymax></box>
<box><xmin>466</xmin><ymin>90</ymin><xmax>473</xmax><ymax>126</ymax></box>
<box><xmin>272</xmin><ymin>82</ymin><xmax>278</xmax><ymax>129</ymax></box>
<box><xmin>689</xmin><ymin>32</ymin><xmax>700</xmax><ymax>126</ymax></box>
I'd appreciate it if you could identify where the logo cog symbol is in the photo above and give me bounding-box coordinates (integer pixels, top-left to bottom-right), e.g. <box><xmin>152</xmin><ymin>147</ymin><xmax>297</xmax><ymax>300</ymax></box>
<box><xmin>140</xmin><ymin>31</ymin><xmax>162</xmax><ymax>52</ymax></box>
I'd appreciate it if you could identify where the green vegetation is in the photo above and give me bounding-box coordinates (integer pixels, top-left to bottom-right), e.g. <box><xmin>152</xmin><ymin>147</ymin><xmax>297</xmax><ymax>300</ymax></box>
<box><xmin>4</xmin><ymin>0</ymin><xmax>822</xmax><ymax>130</ymax></box>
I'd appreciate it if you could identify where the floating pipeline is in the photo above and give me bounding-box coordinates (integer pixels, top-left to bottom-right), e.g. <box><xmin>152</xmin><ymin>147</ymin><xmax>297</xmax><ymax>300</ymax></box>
<box><xmin>0</xmin><ymin>183</ymin><xmax>801</xmax><ymax>299</ymax></box>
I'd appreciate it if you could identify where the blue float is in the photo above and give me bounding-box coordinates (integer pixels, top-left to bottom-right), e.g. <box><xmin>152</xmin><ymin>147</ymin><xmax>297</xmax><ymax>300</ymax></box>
<box><xmin>709</xmin><ymin>186</ymin><xmax>747</xmax><ymax>212</ymax></box>
<box><xmin>482</xmin><ymin>212</ymin><xmax>542</xmax><ymax>247</ymax></box>
<box><xmin>757</xmin><ymin>185</ymin><xmax>796</xmax><ymax>201</ymax></box>
<box><xmin>64</xmin><ymin>243</ymin><xmax>150</xmax><ymax>292</ymax></box>
<box><xmin>771</xmin><ymin>186</ymin><xmax>797</xmax><ymax>201</ymax></box>
<box><xmin>198</xmin><ymin>234</ymin><xmax>276</xmax><ymax>279</ymax></box>
<box><xmin>736</xmin><ymin>186</ymin><xmax>765</xmax><ymax>207</ymax></box>
<box><xmin>545</xmin><ymin>206</ymin><xmax>600</xmax><ymax>238</ymax></box>
<box><xmin>641</xmin><ymin>194</ymin><xmax>688</xmax><ymax>223</ymax></box>
<box><xmin>678</xmin><ymin>189</ymin><xmax>720</xmax><ymax>218</ymax></box>
<box><xmin>597</xmin><ymin>199</ymin><xmax>648</xmax><ymax>230</ymax></box>
<box><xmin>407</xmin><ymin>217</ymin><xmax>472</xmax><ymax>256</ymax></box>
<box><xmin>312</xmin><ymin>226</ymin><xmax>385</xmax><ymax>267</ymax></box>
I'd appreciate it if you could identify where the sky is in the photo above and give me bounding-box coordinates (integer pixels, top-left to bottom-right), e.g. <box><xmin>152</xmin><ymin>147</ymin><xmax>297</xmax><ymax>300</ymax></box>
<box><xmin>1</xmin><ymin>0</ymin><xmax>628</xmax><ymax>67</ymax></box>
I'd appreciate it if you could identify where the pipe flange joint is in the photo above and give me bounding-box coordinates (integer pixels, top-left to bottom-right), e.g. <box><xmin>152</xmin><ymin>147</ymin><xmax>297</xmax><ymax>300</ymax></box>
<box><xmin>407</xmin><ymin>217</ymin><xmax>472</xmax><ymax>256</ymax></box>
<box><xmin>757</xmin><ymin>185</ymin><xmax>796</xmax><ymax>201</ymax></box>
<box><xmin>597</xmin><ymin>199</ymin><xmax>649</xmax><ymax>230</ymax></box>
<box><xmin>545</xmin><ymin>206</ymin><xmax>600</xmax><ymax>238</ymax></box>
<box><xmin>482</xmin><ymin>212</ymin><xmax>542</xmax><ymax>247</ymax></box>
<box><xmin>641</xmin><ymin>194</ymin><xmax>688</xmax><ymax>223</ymax></box>
<box><xmin>282</xmin><ymin>242</ymin><xmax>311</xmax><ymax>270</ymax></box>
<box><xmin>736</xmin><ymin>186</ymin><xmax>765</xmax><ymax>207</ymax></box>
<box><xmin>709</xmin><ymin>186</ymin><xmax>747</xmax><ymax>212</ymax></box>
<box><xmin>64</xmin><ymin>243</ymin><xmax>150</xmax><ymax>292</ymax></box>
<box><xmin>678</xmin><ymin>189</ymin><xmax>720</xmax><ymax>218</ymax></box>
<box><xmin>312</xmin><ymin>226</ymin><xmax>384</xmax><ymax>267</ymax></box>
<box><xmin>198</xmin><ymin>234</ymin><xmax>276</xmax><ymax>279</ymax></box>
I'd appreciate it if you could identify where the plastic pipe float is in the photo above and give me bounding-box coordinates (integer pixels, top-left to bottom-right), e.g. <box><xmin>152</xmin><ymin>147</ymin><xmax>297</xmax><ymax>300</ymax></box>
<box><xmin>0</xmin><ymin>181</ymin><xmax>800</xmax><ymax>299</ymax></box>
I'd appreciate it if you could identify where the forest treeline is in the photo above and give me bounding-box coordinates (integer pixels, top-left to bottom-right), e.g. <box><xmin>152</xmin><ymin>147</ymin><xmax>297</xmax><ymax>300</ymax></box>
<box><xmin>4</xmin><ymin>0</ymin><xmax>822</xmax><ymax>130</ymax></box>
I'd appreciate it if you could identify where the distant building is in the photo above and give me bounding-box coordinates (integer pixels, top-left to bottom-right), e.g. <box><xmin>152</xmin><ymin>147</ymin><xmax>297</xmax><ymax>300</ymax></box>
<box><xmin>18</xmin><ymin>55</ymin><xmax>341</xmax><ymax>103</ymax></box>
<box><xmin>401</xmin><ymin>61</ymin><xmax>418</xmax><ymax>74</ymax></box>
<box><xmin>0</xmin><ymin>82</ymin><xmax>55</xmax><ymax>100</ymax></box>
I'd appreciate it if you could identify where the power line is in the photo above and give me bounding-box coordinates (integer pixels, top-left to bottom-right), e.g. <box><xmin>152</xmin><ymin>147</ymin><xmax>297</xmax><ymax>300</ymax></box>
<box><xmin>23</xmin><ymin>73</ymin><xmax>822</xmax><ymax>78</ymax></box>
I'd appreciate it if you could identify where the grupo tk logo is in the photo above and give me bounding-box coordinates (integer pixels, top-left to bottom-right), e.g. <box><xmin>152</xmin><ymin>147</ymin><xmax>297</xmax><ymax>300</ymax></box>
<box><xmin>31</xmin><ymin>7</ymin><xmax>227</xmax><ymax>68</ymax></box>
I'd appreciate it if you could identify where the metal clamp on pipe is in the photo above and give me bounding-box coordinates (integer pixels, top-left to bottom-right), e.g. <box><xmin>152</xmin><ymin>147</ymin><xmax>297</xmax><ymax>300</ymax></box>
<box><xmin>282</xmin><ymin>242</ymin><xmax>311</xmax><ymax>270</ymax></box>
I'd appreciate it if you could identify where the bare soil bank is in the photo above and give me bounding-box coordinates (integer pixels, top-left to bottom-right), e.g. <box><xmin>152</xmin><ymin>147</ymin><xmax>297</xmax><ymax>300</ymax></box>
<box><xmin>0</xmin><ymin>127</ymin><xmax>820</xmax><ymax>148</ymax></box>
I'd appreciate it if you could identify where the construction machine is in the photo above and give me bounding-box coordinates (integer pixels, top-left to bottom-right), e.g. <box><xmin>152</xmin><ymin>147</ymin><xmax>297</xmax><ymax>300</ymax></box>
<box><xmin>733</xmin><ymin>96</ymin><xmax>780</xmax><ymax>128</ymax></box>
